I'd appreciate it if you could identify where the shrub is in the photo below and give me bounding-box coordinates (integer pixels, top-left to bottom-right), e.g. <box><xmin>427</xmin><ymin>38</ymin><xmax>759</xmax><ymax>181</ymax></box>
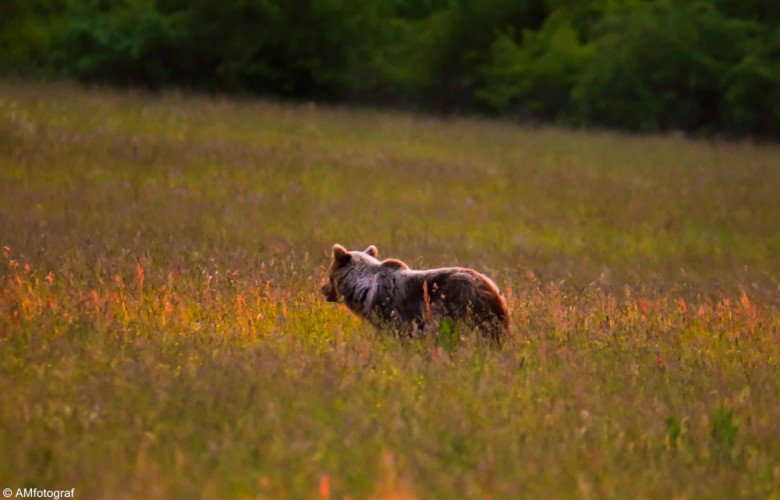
<box><xmin>2</xmin><ymin>0</ymin><xmax>779</xmax><ymax>136</ymax></box>
<box><xmin>53</xmin><ymin>0</ymin><xmax>186</xmax><ymax>87</ymax></box>
<box><xmin>52</xmin><ymin>0</ymin><xmax>390</xmax><ymax>98</ymax></box>
<box><xmin>0</xmin><ymin>0</ymin><xmax>64</xmax><ymax>74</ymax></box>
<box><xmin>478</xmin><ymin>10</ymin><xmax>592</xmax><ymax>120</ymax></box>
<box><xmin>571</xmin><ymin>1</ymin><xmax>780</xmax><ymax>134</ymax></box>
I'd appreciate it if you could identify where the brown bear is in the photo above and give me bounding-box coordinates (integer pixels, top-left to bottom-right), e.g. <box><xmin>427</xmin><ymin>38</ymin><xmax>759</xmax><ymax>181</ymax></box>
<box><xmin>321</xmin><ymin>244</ymin><xmax>509</xmax><ymax>340</ymax></box>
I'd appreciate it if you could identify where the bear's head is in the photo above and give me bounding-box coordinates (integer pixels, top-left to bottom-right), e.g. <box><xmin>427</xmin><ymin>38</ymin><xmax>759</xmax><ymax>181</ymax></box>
<box><xmin>321</xmin><ymin>244</ymin><xmax>379</xmax><ymax>302</ymax></box>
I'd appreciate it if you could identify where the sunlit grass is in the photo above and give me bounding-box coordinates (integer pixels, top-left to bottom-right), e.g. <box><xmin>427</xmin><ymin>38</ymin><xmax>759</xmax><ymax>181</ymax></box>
<box><xmin>1</xmin><ymin>81</ymin><xmax>779</xmax><ymax>498</ymax></box>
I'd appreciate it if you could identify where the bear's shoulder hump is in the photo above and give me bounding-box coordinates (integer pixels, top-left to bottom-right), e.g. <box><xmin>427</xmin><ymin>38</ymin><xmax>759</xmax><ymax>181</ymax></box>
<box><xmin>380</xmin><ymin>259</ymin><xmax>409</xmax><ymax>270</ymax></box>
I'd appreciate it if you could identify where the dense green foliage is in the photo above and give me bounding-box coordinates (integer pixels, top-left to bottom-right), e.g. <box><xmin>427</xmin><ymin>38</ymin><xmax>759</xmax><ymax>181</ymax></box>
<box><xmin>2</xmin><ymin>1</ymin><xmax>780</xmax><ymax>134</ymax></box>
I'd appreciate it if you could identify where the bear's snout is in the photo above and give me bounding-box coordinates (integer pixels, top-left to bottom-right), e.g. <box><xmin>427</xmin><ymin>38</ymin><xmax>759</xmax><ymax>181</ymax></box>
<box><xmin>321</xmin><ymin>281</ymin><xmax>338</xmax><ymax>302</ymax></box>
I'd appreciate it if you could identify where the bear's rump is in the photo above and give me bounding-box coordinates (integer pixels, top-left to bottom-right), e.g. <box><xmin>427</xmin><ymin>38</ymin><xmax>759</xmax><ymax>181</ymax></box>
<box><xmin>400</xmin><ymin>269</ymin><xmax>504</xmax><ymax>323</ymax></box>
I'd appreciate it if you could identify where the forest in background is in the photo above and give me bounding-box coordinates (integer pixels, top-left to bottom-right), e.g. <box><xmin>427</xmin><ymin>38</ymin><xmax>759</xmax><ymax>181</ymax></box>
<box><xmin>1</xmin><ymin>0</ymin><xmax>779</xmax><ymax>137</ymax></box>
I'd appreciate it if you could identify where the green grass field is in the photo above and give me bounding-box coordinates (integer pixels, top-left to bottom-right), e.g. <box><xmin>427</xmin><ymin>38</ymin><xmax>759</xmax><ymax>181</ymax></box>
<box><xmin>1</xmin><ymin>81</ymin><xmax>779</xmax><ymax>499</ymax></box>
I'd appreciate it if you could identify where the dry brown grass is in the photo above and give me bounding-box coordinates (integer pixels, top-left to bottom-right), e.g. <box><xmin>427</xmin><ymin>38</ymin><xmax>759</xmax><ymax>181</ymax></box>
<box><xmin>1</xmin><ymin>80</ymin><xmax>779</xmax><ymax>498</ymax></box>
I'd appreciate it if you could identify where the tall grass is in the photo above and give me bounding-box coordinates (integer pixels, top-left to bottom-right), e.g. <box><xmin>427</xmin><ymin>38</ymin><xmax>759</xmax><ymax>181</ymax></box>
<box><xmin>1</xmin><ymin>81</ymin><xmax>779</xmax><ymax>498</ymax></box>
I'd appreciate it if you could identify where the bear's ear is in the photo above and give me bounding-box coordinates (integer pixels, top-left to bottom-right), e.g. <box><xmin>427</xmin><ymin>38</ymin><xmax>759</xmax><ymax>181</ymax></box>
<box><xmin>364</xmin><ymin>245</ymin><xmax>378</xmax><ymax>258</ymax></box>
<box><xmin>332</xmin><ymin>244</ymin><xmax>350</xmax><ymax>264</ymax></box>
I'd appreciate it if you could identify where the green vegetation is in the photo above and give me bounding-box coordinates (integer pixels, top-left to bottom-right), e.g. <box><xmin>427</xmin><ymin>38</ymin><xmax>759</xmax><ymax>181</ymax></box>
<box><xmin>2</xmin><ymin>0</ymin><xmax>780</xmax><ymax>137</ymax></box>
<box><xmin>1</xmin><ymin>81</ymin><xmax>779</xmax><ymax>498</ymax></box>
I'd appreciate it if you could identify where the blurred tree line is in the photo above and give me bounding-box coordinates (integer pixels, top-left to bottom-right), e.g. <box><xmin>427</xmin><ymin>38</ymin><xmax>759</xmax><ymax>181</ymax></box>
<box><xmin>2</xmin><ymin>0</ymin><xmax>779</xmax><ymax>137</ymax></box>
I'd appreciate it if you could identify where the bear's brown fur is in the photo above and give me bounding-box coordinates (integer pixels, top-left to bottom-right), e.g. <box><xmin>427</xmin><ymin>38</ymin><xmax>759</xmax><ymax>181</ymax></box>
<box><xmin>321</xmin><ymin>244</ymin><xmax>509</xmax><ymax>340</ymax></box>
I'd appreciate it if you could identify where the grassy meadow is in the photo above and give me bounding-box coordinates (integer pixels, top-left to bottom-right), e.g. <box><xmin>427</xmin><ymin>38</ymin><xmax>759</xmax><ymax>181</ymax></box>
<box><xmin>1</xmin><ymin>80</ymin><xmax>779</xmax><ymax>498</ymax></box>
